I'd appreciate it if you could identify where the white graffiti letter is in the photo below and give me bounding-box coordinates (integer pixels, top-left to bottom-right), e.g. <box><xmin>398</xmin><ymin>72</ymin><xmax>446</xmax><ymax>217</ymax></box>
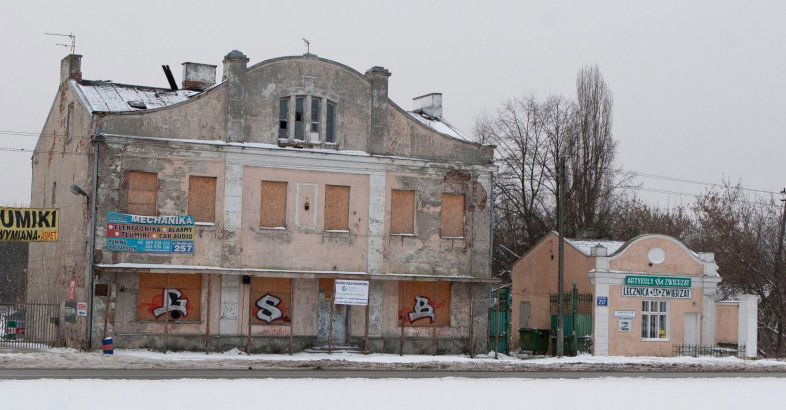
<box><xmin>256</xmin><ymin>294</ymin><xmax>282</xmax><ymax>323</ymax></box>
<box><xmin>408</xmin><ymin>296</ymin><xmax>435</xmax><ymax>323</ymax></box>
<box><xmin>153</xmin><ymin>288</ymin><xmax>188</xmax><ymax>319</ymax></box>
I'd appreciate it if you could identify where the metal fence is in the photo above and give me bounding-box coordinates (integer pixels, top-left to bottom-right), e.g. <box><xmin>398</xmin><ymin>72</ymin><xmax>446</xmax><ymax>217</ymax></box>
<box><xmin>673</xmin><ymin>344</ymin><xmax>746</xmax><ymax>358</ymax></box>
<box><xmin>0</xmin><ymin>301</ymin><xmax>62</xmax><ymax>349</ymax></box>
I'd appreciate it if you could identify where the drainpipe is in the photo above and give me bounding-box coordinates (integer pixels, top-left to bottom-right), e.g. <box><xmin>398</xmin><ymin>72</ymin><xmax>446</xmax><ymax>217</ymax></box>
<box><xmin>85</xmin><ymin>133</ymin><xmax>100</xmax><ymax>349</ymax></box>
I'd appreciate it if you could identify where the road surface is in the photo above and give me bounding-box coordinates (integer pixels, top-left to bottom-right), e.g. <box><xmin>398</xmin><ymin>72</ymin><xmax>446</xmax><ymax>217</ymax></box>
<box><xmin>2</xmin><ymin>368</ymin><xmax>785</xmax><ymax>379</ymax></box>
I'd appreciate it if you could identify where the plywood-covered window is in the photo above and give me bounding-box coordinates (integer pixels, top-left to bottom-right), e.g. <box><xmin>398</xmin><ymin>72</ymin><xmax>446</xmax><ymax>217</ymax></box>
<box><xmin>390</xmin><ymin>190</ymin><xmax>415</xmax><ymax>235</ymax></box>
<box><xmin>188</xmin><ymin>176</ymin><xmax>216</xmax><ymax>223</ymax></box>
<box><xmin>260</xmin><ymin>181</ymin><xmax>288</xmax><ymax>228</ymax></box>
<box><xmin>136</xmin><ymin>273</ymin><xmax>202</xmax><ymax>321</ymax></box>
<box><xmin>324</xmin><ymin>185</ymin><xmax>350</xmax><ymax>231</ymax></box>
<box><xmin>250</xmin><ymin>277</ymin><xmax>292</xmax><ymax>325</ymax></box>
<box><xmin>440</xmin><ymin>193</ymin><xmax>465</xmax><ymax>238</ymax></box>
<box><xmin>127</xmin><ymin>171</ymin><xmax>157</xmax><ymax>216</ymax></box>
<box><xmin>399</xmin><ymin>281</ymin><xmax>451</xmax><ymax>327</ymax></box>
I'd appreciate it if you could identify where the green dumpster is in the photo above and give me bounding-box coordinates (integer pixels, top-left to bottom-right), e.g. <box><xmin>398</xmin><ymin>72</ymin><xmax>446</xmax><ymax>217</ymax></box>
<box><xmin>519</xmin><ymin>328</ymin><xmax>550</xmax><ymax>354</ymax></box>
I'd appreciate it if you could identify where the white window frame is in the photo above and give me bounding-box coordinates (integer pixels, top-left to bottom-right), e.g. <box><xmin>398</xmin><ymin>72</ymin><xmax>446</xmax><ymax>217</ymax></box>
<box><xmin>641</xmin><ymin>300</ymin><xmax>669</xmax><ymax>341</ymax></box>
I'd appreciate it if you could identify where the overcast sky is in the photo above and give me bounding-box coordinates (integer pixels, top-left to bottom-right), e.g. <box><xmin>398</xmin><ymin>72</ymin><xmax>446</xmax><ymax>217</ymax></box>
<box><xmin>1</xmin><ymin>0</ymin><xmax>784</xmax><ymax>207</ymax></box>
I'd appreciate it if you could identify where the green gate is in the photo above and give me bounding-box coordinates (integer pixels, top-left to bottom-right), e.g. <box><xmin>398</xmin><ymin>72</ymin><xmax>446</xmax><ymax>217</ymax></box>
<box><xmin>549</xmin><ymin>284</ymin><xmax>592</xmax><ymax>355</ymax></box>
<box><xmin>488</xmin><ymin>285</ymin><xmax>511</xmax><ymax>354</ymax></box>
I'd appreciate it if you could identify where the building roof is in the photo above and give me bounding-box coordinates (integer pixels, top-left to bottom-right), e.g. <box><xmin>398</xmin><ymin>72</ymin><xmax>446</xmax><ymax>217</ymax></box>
<box><xmin>72</xmin><ymin>80</ymin><xmax>199</xmax><ymax>113</ymax></box>
<box><xmin>566</xmin><ymin>238</ymin><xmax>626</xmax><ymax>256</ymax></box>
<box><xmin>407</xmin><ymin>110</ymin><xmax>472</xmax><ymax>142</ymax></box>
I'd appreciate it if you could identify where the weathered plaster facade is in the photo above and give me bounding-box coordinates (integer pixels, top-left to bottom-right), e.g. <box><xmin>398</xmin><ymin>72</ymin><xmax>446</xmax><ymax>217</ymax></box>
<box><xmin>29</xmin><ymin>51</ymin><xmax>494</xmax><ymax>354</ymax></box>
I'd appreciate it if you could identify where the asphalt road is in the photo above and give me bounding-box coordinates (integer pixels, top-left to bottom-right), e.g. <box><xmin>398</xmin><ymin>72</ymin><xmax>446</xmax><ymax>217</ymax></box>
<box><xmin>2</xmin><ymin>369</ymin><xmax>785</xmax><ymax>379</ymax></box>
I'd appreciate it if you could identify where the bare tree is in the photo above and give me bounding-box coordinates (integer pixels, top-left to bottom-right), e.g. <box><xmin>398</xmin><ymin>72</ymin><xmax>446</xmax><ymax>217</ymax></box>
<box><xmin>692</xmin><ymin>184</ymin><xmax>786</xmax><ymax>356</ymax></box>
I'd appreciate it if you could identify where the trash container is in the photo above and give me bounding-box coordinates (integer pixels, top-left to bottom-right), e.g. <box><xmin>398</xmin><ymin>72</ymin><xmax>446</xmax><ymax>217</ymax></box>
<box><xmin>519</xmin><ymin>328</ymin><xmax>550</xmax><ymax>355</ymax></box>
<box><xmin>102</xmin><ymin>337</ymin><xmax>113</xmax><ymax>355</ymax></box>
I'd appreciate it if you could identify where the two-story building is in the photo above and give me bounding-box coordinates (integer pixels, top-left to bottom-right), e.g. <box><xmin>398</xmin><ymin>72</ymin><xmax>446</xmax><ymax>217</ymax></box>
<box><xmin>28</xmin><ymin>50</ymin><xmax>495</xmax><ymax>354</ymax></box>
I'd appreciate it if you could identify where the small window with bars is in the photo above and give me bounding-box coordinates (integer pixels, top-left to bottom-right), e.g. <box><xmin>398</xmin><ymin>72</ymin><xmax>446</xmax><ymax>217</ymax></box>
<box><xmin>326</xmin><ymin>101</ymin><xmax>336</xmax><ymax>143</ymax></box>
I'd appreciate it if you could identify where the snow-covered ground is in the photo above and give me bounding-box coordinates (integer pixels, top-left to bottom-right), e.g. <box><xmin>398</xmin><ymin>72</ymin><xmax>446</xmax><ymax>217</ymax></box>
<box><xmin>1</xmin><ymin>377</ymin><xmax>785</xmax><ymax>409</ymax></box>
<box><xmin>1</xmin><ymin>347</ymin><xmax>786</xmax><ymax>371</ymax></box>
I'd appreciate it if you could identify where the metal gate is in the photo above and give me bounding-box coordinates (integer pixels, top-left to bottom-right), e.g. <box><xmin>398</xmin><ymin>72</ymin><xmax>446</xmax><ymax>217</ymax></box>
<box><xmin>0</xmin><ymin>301</ymin><xmax>62</xmax><ymax>349</ymax></box>
<box><xmin>488</xmin><ymin>285</ymin><xmax>511</xmax><ymax>354</ymax></box>
<box><xmin>550</xmin><ymin>285</ymin><xmax>593</xmax><ymax>355</ymax></box>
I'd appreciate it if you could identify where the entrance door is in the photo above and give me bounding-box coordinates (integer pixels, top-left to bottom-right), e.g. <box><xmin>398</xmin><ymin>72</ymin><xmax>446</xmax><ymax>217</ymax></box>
<box><xmin>316</xmin><ymin>279</ymin><xmax>348</xmax><ymax>347</ymax></box>
<box><xmin>684</xmin><ymin>313</ymin><xmax>700</xmax><ymax>346</ymax></box>
<box><xmin>519</xmin><ymin>302</ymin><xmax>531</xmax><ymax>329</ymax></box>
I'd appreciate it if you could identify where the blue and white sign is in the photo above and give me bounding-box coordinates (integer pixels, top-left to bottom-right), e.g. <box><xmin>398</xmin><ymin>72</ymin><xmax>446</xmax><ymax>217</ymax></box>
<box><xmin>596</xmin><ymin>296</ymin><xmax>608</xmax><ymax>306</ymax></box>
<box><xmin>105</xmin><ymin>212</ymin><xmax>195</xmax><ymax>254</ymax></box>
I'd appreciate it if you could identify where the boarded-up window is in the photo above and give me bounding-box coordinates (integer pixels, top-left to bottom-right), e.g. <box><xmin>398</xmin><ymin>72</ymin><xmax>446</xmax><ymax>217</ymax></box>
<box><xmin>440</xmin><ymin>193</ymin><xmax>465</xmax><ymax>238</ymax></box>
<box><xmin>390</xmin><ymin>190</ymin><xmax>415</xmax><ymax>234</ymax></box>
<box><xmin>127</xmin><ymin>171</ymin><xmax>157</xmax><ymax>216</ymax></box>
<box><xmin>188</xmin><ymin>176</ymin><xmax>216</xmax><ymax>223</ymax></box>
<box><xmin>324</xmin><ymin>185</ymin><xmax>350</xmax><ymax>231</ymax></box>
<box><xmin>137</xmin><ymin>273</ymin><xmax>201</xmax><ymax>321</ymax></box>
<box><xmin>250</xmin><ymin>277</ymin><xmax>292</xmax><ymax>325</ymax></box>
<box><xmin>260</xmin><ymin>181</ymin><xmax>288</xmax><ymax>228</ymax></box>
<box><xmin>399</xmin><ymin>281</ymin><xmax>451</xmax><ymax>327</ymax></box>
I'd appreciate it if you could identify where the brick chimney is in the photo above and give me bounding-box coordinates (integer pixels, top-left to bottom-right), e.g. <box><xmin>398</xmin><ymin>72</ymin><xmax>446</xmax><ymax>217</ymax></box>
<box><xmin>413</xmin><ymin>92</ymin><xmax>442</xmax><ymax>118</ymax></box>
<box><xmin>365</xmin><ymin>66</ymin><xmax>391</xmax><ymax>154</ymax></box>
<box><xmin>181</xmin><ymin>62</ymin><xmax>217</xmax><ymax>91</ymax></box>
<box><xmin>60</xmin><ymin>54</ymin><xmax>82</xmax><ymax>83</ymax></box>
<box><xmin>223</xmin><ymin>50</ymin><xmax>249</xmax><ymax>143</ymax></box>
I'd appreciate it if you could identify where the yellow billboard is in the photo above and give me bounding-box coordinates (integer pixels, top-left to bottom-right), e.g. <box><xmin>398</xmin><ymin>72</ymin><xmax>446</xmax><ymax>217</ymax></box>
<box><xmin>0</xmin><ymin>207</ymin><xmax>59</xmax><ymax>241</ymax></box>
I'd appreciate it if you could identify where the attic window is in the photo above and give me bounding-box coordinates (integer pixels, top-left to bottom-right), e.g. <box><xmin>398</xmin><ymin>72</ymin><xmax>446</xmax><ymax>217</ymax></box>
<box><xmin>127</xmin><ymin>100</ymin><xmax>147</xmax><ymax>109</ymax></box>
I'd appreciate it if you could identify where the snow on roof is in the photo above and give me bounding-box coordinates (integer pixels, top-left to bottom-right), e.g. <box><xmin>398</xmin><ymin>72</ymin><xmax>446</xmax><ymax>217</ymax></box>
<box><xmin>72</xmin><ymin>80</ymin><xmax>199</xmax><ymax>113</ymax></box>
<box><xmin>566</xmin><ymin>238</ymin><xmax>626</xmax><ymax>256</ymax></box>
<box><xmin>408</xmin><ymin>110</ymin><xmax>472</xmax><ymax>142</ymax></box>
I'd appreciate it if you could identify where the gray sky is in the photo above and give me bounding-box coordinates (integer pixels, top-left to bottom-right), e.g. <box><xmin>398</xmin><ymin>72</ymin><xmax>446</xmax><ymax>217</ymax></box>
<box><xmin>1</xmin><ymin>0</ymin><xmax>784</xmax><ymax>206</ymax></box>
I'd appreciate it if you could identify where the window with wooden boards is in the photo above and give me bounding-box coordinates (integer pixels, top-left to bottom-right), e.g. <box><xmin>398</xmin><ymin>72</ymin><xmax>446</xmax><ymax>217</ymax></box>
<box><xmin>249</xmin><ymin>277</ymin><xmax>292</xmax><ymax>325</ymax></box>
<box><xmin>398</xmin><ymin>281</ymin><xmax>451</xmax><ymax>327</ymax></box>
<box><xmin>188</xmin><ymin>176</ymin><xmax>216</xmax><ymax>223</ymax></box>
<box><xmin>126</xmin><ymin>171</ymin><xmax>157</xmax><ymax>216</ymax></box>
<box><xmin>390</xmin><ymin>190</ymin><xmax>415</xmax><ymax>235</ymax></box>
<box><xmin>324</xmin><ymin>185</ymin><xmax>350</xmax><ymax>231</ymax></box>
<box><xmin>260</xmin><ymin>181</ymin><xmax>288</xmax><ymax>228</ymax></box>
<box><xmin>440</xmin><ymin>193</ymin><xmax>465</xmax><ymax>238</ymax></box>
<box><xmin>136</xmin><ymin>273</ymin><xmax>202</xmax><ymax>321</ymax></box>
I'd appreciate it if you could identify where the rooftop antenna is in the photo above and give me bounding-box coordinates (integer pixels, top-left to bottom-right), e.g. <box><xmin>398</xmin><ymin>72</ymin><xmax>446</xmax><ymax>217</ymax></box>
<box><xmin>302</xmin><ymin>38</ymin><xmax>310</xmax><ymax>54</ymax></box>
<box><xmin>45</xmin><ymin>32</ymin><xmax>76</xmax><ymax>54</ymax></box>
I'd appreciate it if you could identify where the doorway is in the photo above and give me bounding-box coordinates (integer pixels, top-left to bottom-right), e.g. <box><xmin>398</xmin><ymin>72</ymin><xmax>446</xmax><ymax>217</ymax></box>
<box><xmin>316</xmin><ymin>279</ymin><xmax>348</xmax><ymax>347</ymax></box>
<box><xmin>684</xmin><ymin>312</ymin><xmax>701</xmax><ymax>346</ymax></box>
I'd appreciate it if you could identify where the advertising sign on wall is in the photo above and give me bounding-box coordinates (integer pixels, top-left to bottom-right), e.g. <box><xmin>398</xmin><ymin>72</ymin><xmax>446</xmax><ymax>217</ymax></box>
<box><xmin>105</xmin><ymin>211</ymin><xmax>195</xmax><ymax>253</ymax></box>
<box><xmin>624</xmin><ymin>275</ymin><xmax>691</xmax><ymax>288</ymax></box>
<box><xmin>622</xmin><ymin>286</ymin><xmax>692</xmax><ymax>299</ymax></box>
<box><xmin>0</xmin><ymin>207</ymin><xmax>59</xmax><ymax>241</ymax></box>
<box><xmin>334</xmin><ymin>279</ymin><xmax>369</xmax><ymax>306</ymax></box>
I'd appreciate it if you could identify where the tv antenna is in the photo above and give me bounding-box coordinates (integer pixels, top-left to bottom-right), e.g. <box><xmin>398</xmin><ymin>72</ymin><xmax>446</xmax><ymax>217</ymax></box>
<box><xmin>302</xmin><ymin>38</ymin><xmax>310</xmax><ymax>54</ymax></box>
<box><xmin>45</xmin><ymin>32</ymin><xmax>76</xmax><ymax>54</ymax></box>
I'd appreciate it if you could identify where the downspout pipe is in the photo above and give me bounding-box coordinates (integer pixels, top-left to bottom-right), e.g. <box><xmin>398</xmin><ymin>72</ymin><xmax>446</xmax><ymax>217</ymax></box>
<box><xmin>85</xmin><ymin>133</ymin><xmax>100</xmax><ymax>349</ymax></box>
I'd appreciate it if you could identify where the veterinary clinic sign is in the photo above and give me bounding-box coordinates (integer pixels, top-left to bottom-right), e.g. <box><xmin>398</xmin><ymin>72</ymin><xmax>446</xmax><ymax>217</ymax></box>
<box><xmin>106</xmin><ymin>211</ymin><xmax>194</xmax><ymax>254</ymax></box>
<box><xmin>622</xmin><ymin>287</ymin><xmax>692</xmax><ymax>299</ymax></box>
<box><xmin>625</xmin><ymin>275</ymin><xmax>691</xmax><ymax>288</ymax></box>
<box><xmin>0</xmin><ymin>207</ymin><xmax>58</xmax><ymax>241</ymax></box>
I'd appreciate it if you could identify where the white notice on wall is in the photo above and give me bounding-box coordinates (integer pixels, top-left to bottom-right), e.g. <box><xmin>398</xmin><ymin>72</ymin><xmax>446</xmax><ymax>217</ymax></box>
<box><xmin>619</xmin><ymin>319</ymin><xmax>632</xmax><ymax>332</ymax></box>
<box><xmin>334</xmin><ymin>279</ymin><xmax>370</xmax><ymax>306</ymax></box>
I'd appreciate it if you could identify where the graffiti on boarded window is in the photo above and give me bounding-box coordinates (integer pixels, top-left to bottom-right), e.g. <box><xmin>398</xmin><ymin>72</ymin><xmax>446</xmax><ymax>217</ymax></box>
<box><xmin>399</xmin><ymin>281</ymin><xmax>451</xmax><ymax>327</ymax></box>
<box><xmin>137</xmin><ymin>273</ymin><xmax>201</xmax><ymax>321</ymax></box>
<box><xmin>250</xmin><ymin>278</ymin><xmax>291</xmax><ymax>325</ymax></box>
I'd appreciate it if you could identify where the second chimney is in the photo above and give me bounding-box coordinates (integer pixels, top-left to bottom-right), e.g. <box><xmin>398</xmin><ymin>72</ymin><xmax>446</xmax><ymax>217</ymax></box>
<box><xmin>181</xmin><ymin>62</ymin><xmax>217</xmax><ymax>91</ymax></box>
<box><xmin>413</xmin><ymin>92</ymin><xmax>443</xmax><ymax>119</ymax></box>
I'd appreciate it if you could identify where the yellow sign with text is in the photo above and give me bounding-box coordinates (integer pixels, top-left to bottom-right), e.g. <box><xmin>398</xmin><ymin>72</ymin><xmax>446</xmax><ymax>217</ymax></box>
<box><xmin>0</xmin><ymin>207</ymin><xmax>59</xmax><ymax>241</ymax></box>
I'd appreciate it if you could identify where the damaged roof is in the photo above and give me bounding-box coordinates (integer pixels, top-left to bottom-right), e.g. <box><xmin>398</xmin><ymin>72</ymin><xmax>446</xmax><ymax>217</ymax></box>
<box><xmin>566</xmin><ymin>238</ymin><xmax>626</xmax><ymax>256</ymax></box>
<box><xmin>71</xmin><ymin>80</ymin><xmax>199</xmax><ymax>113</ymax></box>
<box><xmin>408</xmin><ymin>110</ymin><xmax>472</xmax><ymax>142</ymax></box>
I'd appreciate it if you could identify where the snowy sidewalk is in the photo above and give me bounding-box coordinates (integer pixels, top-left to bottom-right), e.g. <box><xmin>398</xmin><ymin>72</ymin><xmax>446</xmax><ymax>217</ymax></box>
<box><xmin>2</xmin><ymin>347</ymin><xmax>786</xmax><ymax>372</ymax></box>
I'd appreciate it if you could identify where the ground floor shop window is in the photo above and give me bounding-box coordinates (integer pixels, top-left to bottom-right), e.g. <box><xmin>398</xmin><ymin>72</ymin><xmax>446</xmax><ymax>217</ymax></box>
<box><xmin>641</xmin><ymin>300</ymin><xmax>668</xmax><ymax>339</ymax></box>
<box><xmin>250</xmin><ymin>277</ymin><xmax>292</xmax><ymax>325</ymax></box>
<box><xmin>137</xmin><ymin>273</ymin><xmax>202</xmax><ymax>321</ymax></box>
<box><xmin>398</xmin><ymin>281</ymin><xmax>451</xmax><ymax>327</ymax></box>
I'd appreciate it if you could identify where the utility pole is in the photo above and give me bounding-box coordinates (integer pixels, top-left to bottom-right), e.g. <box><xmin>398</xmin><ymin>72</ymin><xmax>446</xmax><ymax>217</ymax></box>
<box><xmin>556</xmin><ymin>158</ymin><xmax>566</xmax><ymax>357</ymax></box>
<box><xmin>775</xmin><ymin>189</ymin><xmax>786</xmax><ymax>278</ymax></box>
